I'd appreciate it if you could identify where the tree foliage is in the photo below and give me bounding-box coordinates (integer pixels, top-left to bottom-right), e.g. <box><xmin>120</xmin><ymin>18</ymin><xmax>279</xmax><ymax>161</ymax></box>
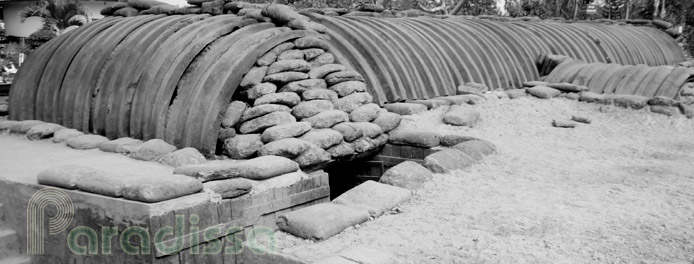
<box><xmin>454</xmin><ymin>0</ymin><xmax>498</xmax><ymax>16</ymax></box>
<box><xmin>28</xmin><ymin>29</ymin><xmax>57</xmax><ymax>48</ymax></box>
<box><xmin>505</xmin><ymin>0</ymin><xmax>592</xmax><ymax>19</ymax></box>
<box><xmin>19</xmin><ymin>0</ymin><xmax>89</xmax><ymax>35</ymax></box>
<box><xmin>504</xmin><ymin>0</ymin><xmax>694</xmax><ymax>56</ymax></box>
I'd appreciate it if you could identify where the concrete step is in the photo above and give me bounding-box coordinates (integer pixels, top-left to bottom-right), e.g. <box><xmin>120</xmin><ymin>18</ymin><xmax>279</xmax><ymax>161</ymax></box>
<box><xmin>0</xmin><ymin>256</ymin><xmax>31</xmax><ymax>264</ymax></box>
<box><xmin>0</xmin><ymin>229</ymin><xmax>19</xmax><ymax>259</ymax></box>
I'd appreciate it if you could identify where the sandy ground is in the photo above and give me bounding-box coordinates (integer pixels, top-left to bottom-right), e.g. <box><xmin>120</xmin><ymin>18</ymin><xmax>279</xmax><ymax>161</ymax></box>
<box><xmin>273</xmin><ymin>96</ymin><xmax>694</xmax><ymax>264</ymax></box>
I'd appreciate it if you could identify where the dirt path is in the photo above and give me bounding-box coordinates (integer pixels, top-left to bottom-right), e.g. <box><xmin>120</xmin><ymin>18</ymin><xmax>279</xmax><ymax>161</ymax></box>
<box><xmin>275</xmin><ymin>97</ymin><xmax>694</xmax><ymax>264</ymax></box>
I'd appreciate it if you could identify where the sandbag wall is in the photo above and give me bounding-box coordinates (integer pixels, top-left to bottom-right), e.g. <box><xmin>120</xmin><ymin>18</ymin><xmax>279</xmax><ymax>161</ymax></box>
<box><xmin>544</xmin><ymin>58</ymin><xmax>694</xmax><ymax>98</ymax></box>
<box><xmin>308</xmin><ymin>14</ymin><xmax>684</xmax><ymax>103</ymax></box>
<box><xmin>217</xmin><ymin>35</ymin><xmax>397</xmax><ymax>168</ymax></box>
<box><xmin>9</xmin><ymin>14</ymin><xmax>327</xmax><ymax>156</ymax></box>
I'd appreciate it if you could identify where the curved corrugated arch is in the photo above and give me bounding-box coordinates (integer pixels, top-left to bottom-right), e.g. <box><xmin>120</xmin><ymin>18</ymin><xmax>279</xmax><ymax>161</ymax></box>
<box><xmin>9</xmin><ymin>14</ymin><xmax>321</xmax><ymax>155</ymax></box>
<box><xmin>545</xmin><ymin>60</ymin><xmax>693</xmax><ymax>98</ymax></box>
<box><xmin>308</xmin><ymin>14</ymin><xmax>684</xmax><ymax>103</ymax></box>
<box><xmin>8</xmin><ymin>14</ymin><xmax>685</xmax><ymax>154</ymax></box>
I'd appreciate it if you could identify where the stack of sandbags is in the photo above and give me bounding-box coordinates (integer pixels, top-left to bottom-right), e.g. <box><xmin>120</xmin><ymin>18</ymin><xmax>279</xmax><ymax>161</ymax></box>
<box><xmin>100</xmin><ymin>0</ymin><xmax>176</xmax><ymax>16</ymax></box>
<box><xmin>218</xmin><ymin>36</ymin><xmax>402</xmax><ymax>168</ymax></box>
<box><xmin>0</xmin><ymin>119</ymin><xmax>208</xmax><ymax>168</ymax></box>
<box><xmin>223</xmin><ymin>1</ymin><xmax>267</xmax><ymax>14</ymax></box>
<box><xmin>139</xmin><ymin>4</ymin><xmax>179</xmax><ymax>15</ymax></box>
<box><xmin>342</xmin><ymin>4</ymin><xmax>387</xmax><ymax>17</ymax></box>
<box><xmin>298</xmin><ymin>7</ymin><xmax>350</xmax><ymax>17</ymax></box>
<box><xmin>677</xmin><ymin>82</ymin><xmax>694</xmax><ymax>105</ymax></box>
<box><xmin>100</xmin><ymin>2</ymin><xmax>130</xmax><ymax>16</ymax></box>
<box><xmin>522</xmin><ymin>81</ymin><xmax>588</xmax><ymax>100</ymax></box>
<box><xmin>37</xmin><ymin>165</ymin><xmax>203</xmax><ymax>203</ymax></box>
<box><xmin>175</xmin><ymin>155</ymin><xmax>299</xmax><ymax>198</ymax></box>
<box><xmin>167</xmin><ymin>6</ymin><xmax>203</xmax><ymax>15</ymax></box>
<box><xmin>260</xmin><ymin>4</ymin><xmax>326</xmax><ymax>33</ymax></box>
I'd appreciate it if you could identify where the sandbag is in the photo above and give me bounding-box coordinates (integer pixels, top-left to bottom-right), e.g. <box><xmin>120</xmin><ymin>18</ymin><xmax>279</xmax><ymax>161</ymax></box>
<box><xmin>37</xmin><ymin>165</ymin><xmax>93</xmax><ymax>189</ymax></box>
<box><xmin>240</xmin><ymin>66</ymin><xmax>269</xmax><ymax>89</ymax></box>
<box><xmin>174</xmin><ymin>160</ymin><xmax>244</xmax><ymax>180</ymax></box>
<box><xmin>141</xmin><ymin>4</ymin><xmax>178</xmax><ymax>14</ymax></box>
<box><xmin>333</xmin><ymin>181</ymin><xmax>412</xmax><ymax>217</ymax></box>
<box><xmin>52</xmin><ymin>129</ymin><xmax>84</xmax><ymax>143</ymax></box>
<box><xmin>303</xmin><ymin>110</ymin><xmax>349</xmax><ymax>128</ymax></box>
<box><xmin>388</xmin><ymin>130</ymin><xmax>441</xmax><ymax>148</ymax></box>
<box><xmin>380</xmin><ymin>161</ymin><xmax>433</xmax><ymax>190</ymax></box>
<box><xmin>277</xmin><ymin>203</ymin><xmax>370</xmax><ymax>241</ymax></box>
<box><xmin>527</xmin><ymin>85</ymin><xmax>561</xmax><ymax>99</ymax></box>
<box><xmin>330</xmin><ymin>81</ymin><xmax>367</xmax><ymax>98</ymax></box>
<box><xmin>126</xmin><ymin>0</ymin><xmax>165</xmax><ymax>10</ymax></box>
<box><xmin>100</xmin><ymin>2</ymin><xmax>130</xmax><ymax>16</ymax></box>
<box><xmin>128</xmin><ymin>139</ymin><xmax>177</xmax><ymax>161</ymax></box>
<box><xmin>198</xmin><ymin>155</ymin><xmax>299</xmax><ymax>181</ymax></box>
<box><xmin>423</xmin><ymin>149</ymin><xmax>476</xmax><ymax>173</ymax></box>
<box><xmin>331</xmin><ymin>122</ymin><xmax>364</xmax><ymax>142</ymax></box>
<box><xmin>222</xmin><ymin>101</ymin><xmax>248</xmax><ymax>128</ymax></box>
<box><xmin>298</xmin><ymin>129</ymin><xmax>343</xmax><ymax>149</ymax></box>
<box><xmin>279</xmin><ymin>79</ymin><xmax>327</xmax><ymax>94</ymax></box>
<box><xmin>302</xmin><ymin>89</ymin><xmax>338</xmax><ymax>102</ymax></box>
<box><xmin>98</xmin><ymin>137</ymin><xmax>143</xmax><ymax>154</ymax></box>
<box><xmin>158</xmin><ymin>148</ymin><xmax>208</xmax><ymax>167</ymax></box>
<box><xmin>204</xmin><ymin>178</ymin><xmax>252</xmax><ymax>199</ymax></box>
<box><xmin>122</xmin><ymin>174</ymin><xmax>203</xmax><ymax>203</ymax></box>
<box><xmin>383</xmin><ymin>103</ymin><xmax>427</xmax><ymax>115</ymax></box>
<box><xmin>241</xmin><ymin>104</ymin><xmax>291</xmax><ymax>123</ymax></box>
<box><xmin>66</xmin><ymin>135</ymin><xmax>110</xmax><ymax>150</ymax></box>
<box><xmin>258</xmin><ymin>138</ymin><xmax>313</xmax><ymax>158</ymax></box>
<box><xmin>293</xmin><ymin>144</ymin><xmax>332</xmax><ymax>167</ymax></box>
<box><xmin>25</xmin><ymin>123</ymin><xmax>64</xmax><ymax>140</ymax></box>
<box><xmin>292</xmin><ymin>100</ymin><xmax>334</xmax><ymax>119</ymax></box>
<box><xmin>261</xmin><ymin>4</ymin><xmax>306</xmax><ymax>24</ymax></box>
<box><xmin>308</xmin><ymin>64</ymin><xmax>346</xmax><ymax>79</ymax></box>
<box><xmin>451</xmin><ymin>140</ymin><xmax>496</xmax><ymax>160</ymax></box>
<box><xmin>267</xmin><ymin>60</ymin><xmax>311</xmax><ymax>75</ymax></box>
<box><xmin>261</xmin><ymin>122</ymin><xmax>312</xmax><ymax>143</ymax></box>
<box><xmin>9</xmin><ymin>120</ymin><xmax>44</xmax><ymax>134</ymax></box>
<box><xmin>371</xmin><ymin>112</ymin><xmax>402</xmax><ymax>133</ymax></box>
<box><xmin>113</xmin><ymin>7</ymin><xmax>140</xmax><ymax>16</ymax></box>
<box><xmin>239</xmin><ymin>111</ymin><xmax>296</xmax><ymax>134</ymax></box>
<box><xmin>333</xmin><ymin>92</ymin><xmax>373</xmax><ymax>113</ymax></box>
<box><xmin>443</xmin><ymin>105</ymin><xmax>480</xmax><ymax>127</ymax></box>
<box><xmin>223</xmin><ymin>134</ymin><xmax>263</xmax><ymax>159</ymax></box>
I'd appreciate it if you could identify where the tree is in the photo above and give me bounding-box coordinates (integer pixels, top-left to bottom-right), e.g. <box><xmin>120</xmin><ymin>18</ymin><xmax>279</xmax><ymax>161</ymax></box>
<box><xmin>505</xmin><ymin>0</ymin><xmax>592</xmax><ymax>19</ymax></box>
<box><xmin>28</xmin><ymin>24</ymin><xmax>58</xmax><ymax>48</ymax></box>
<box><xmin>19</xmin><ymin>0</ymin><xmax>90</xmax><ymax>35</ymax></box>
<box><xmin>453</xmin><ymin>0</ymin><xmax>497</xmax><ymax>15</ymax></box>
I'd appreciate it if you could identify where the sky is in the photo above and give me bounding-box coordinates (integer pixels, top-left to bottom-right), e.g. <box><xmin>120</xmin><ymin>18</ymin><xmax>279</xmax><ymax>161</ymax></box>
<box><xmin>157</xmin><ymin>0</ymin><xmax>189</xmax><ymax>7</ymax></box>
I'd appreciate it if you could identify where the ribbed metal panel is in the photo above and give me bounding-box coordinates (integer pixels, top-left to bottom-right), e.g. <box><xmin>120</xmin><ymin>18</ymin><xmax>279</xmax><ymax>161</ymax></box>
<box><xmin>545</xmin><ymin>61</ymin><xmax>693</xmax><ymax>98</ymax></box>
<box><xmin>8</xmin><ymin>14</ymin><xmax>686</xmax><ymax>154</ymax></box>
<box><xmin>309</xmin><ymin>15</ymin><xmax>684</xmax><ymax>103</ymax></box>
<box><xmin>9</xmin><ymin>15</ymin><xmax>320</xmax><ymax>155</ymax></box>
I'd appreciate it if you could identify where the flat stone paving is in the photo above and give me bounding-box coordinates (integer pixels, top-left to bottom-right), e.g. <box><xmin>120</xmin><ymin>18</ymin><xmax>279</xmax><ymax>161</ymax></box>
<box><xmin>0</xmin><ymin>133</ymin><xmax>173</xmax><ymax>184</ymax></box>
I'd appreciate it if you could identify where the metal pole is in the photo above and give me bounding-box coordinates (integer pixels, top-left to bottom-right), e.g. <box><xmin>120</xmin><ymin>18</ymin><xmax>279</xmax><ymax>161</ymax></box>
<box><xmin>450</xmin><ymin>0</ymin><xmax>468</xmax><ymax>15</ymax></box>
<box><xmin>625</xmin><ymin>0</ymin><xmax>630</xmax><ymax>19</ymax></box>
<box><xmin>573</xmin><ymin>0</ymin><xmax>578</xmax><ymax>20</ymax></box>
